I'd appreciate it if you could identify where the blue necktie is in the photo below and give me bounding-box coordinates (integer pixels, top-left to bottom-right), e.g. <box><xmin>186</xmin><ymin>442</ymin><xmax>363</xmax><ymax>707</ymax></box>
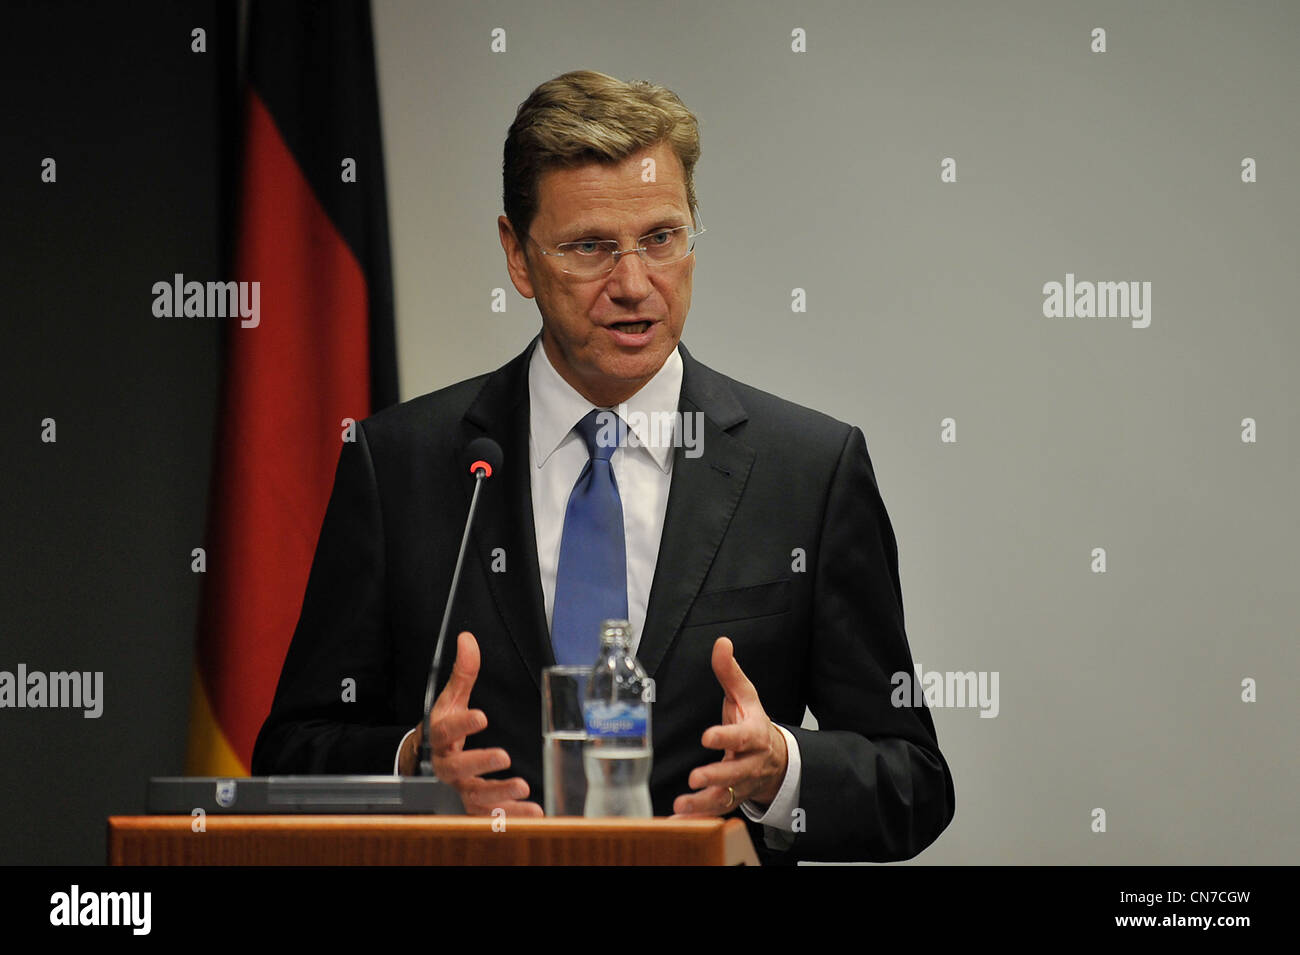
<box><xmin>551</xmin><ymin>409</ymin><xmax>628</xmax><ymax>666</ymax></box>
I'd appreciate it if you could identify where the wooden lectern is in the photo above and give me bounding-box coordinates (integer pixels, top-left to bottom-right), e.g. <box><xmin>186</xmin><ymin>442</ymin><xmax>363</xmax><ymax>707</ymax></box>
<box><xmin>107</xmin><ymin>816</ymin><xmax>760</xmax><ymax>866</ymax></box>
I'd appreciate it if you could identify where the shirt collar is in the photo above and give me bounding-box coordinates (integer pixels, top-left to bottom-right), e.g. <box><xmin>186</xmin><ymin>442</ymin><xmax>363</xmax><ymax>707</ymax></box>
<box><xmin>529</xmin><ymin>335</ymin><xmax>683</xmax><ymax>473</ymax></box>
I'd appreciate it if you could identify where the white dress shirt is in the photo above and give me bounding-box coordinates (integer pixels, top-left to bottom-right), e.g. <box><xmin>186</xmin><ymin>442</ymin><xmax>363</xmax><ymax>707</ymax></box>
<box><xmin>399</xmin><ymin>339</ymin><xmax>801</xmax><ymax>846</ymax></box>
<box><xmin>528</xmin><ymin>337</ymin><xmax>678</xmax><ymax>649</ymax></box>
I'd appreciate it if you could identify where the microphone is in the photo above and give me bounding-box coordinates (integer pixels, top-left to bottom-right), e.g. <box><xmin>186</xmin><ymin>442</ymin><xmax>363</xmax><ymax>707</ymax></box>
<box><xmin>417</xmin><ymin>437</ymin><xmax>503</xmax><ymax>777</ymax></box>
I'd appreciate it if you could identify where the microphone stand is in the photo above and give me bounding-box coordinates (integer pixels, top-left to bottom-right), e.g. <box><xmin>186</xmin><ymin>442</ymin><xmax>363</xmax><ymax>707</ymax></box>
<box><xmin>417</xmin><ymin>462</ymin><xmax>491</xmax><ymax>777</ymax></box>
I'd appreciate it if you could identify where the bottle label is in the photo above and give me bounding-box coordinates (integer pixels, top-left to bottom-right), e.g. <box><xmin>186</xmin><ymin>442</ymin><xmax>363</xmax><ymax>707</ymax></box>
<box><xmin>583</xmin><ymin>701</ymin><xmax>648</xmax><ymax>739</ymax></box>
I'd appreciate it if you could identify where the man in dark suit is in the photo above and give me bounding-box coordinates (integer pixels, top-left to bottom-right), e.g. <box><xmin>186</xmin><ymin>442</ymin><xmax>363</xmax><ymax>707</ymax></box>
<box><xmin>252</xmin><ymin>70</ymin><xmax>954</xmax><ymax>863</ymax></box>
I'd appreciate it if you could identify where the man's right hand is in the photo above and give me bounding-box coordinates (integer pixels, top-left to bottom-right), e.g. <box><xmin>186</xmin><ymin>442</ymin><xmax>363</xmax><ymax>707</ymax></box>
<box><xmin>400</xmin><ymin>630</ymin><xmax>543</xmax><ymax>817</ymax></box>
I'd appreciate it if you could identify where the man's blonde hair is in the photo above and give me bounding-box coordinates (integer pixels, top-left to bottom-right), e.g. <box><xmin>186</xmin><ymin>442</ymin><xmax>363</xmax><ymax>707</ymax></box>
<box><xmin>503</xmin><ymin>70</ymin><xmax>701</xmax><ymax>241</ymax></box>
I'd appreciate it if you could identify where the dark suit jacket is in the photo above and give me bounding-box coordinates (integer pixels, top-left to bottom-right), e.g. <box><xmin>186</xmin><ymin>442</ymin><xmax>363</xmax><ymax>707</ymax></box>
<box><xmin>252</xmin><ymin>337</ymin><xmax>955</xmax><ymax>863</ymax></box>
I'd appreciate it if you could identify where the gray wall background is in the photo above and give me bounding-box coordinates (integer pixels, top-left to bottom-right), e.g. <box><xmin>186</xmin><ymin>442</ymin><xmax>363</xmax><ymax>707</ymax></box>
<box><xmin>372</xmin><ymin>0</ymin><xmax>1299</xmax><ymax>864</ymax></box>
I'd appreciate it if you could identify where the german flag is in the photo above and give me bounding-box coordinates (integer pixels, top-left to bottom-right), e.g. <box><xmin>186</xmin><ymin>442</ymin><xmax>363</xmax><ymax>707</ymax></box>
<box><xmin>187</xmin><ymin>0</ymin><xmax>398</xmax><ymax>775</ymax></box>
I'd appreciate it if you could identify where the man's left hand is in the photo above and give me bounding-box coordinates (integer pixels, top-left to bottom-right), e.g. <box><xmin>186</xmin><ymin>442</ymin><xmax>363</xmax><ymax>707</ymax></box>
<box><xmin>672</xmin><ymin>636</ymin><xmax>788</xmax><ymax>816</ymax></box>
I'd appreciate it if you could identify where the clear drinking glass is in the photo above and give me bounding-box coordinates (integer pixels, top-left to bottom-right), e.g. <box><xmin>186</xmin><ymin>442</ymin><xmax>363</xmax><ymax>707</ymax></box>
<box><xmin>541</xmin><ymin>665</ymin><xmax>590</xmax><ymax>816</ymax></box>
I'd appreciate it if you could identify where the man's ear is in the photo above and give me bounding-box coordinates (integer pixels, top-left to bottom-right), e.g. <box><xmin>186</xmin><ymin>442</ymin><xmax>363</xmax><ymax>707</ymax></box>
<box><xmin>498</xmin><ymin>215</ymin><xmax>536</xmax><ymax>299</ymax></box>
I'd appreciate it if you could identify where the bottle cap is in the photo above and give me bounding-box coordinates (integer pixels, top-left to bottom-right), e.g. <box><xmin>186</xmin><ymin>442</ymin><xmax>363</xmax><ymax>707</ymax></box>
<box><xmin>599</xmin><ymin>619</ymin><xmax>634</xmax><ymax>646</ymax></box>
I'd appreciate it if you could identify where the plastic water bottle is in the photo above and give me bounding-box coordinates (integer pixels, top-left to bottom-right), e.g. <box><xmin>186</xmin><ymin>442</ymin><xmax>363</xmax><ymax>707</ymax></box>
<box><xmin>582</xmin><ymin>619</ymin><xmax>654</xmax><ymax>817</ymax></box>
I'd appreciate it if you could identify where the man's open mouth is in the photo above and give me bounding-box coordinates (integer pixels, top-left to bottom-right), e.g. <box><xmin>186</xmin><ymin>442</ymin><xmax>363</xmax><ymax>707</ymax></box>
<box><xmin>609</xmin><ymin>320</ymin><xmax>652</xmax><ymax>334</ymax></box>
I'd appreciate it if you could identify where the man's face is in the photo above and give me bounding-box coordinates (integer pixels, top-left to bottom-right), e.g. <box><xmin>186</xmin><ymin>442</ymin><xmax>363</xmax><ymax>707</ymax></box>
<box><xmin>499</xmin><ymin>140</ymin><xmax>694</xmax><ymax>407</ymax></box>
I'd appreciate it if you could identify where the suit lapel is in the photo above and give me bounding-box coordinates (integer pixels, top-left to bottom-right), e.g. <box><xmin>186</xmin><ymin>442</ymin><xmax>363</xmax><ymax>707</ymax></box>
<box><xmin>460</xmin><ymin>337</ymin><xmax>552</xmax><ymax>691</ymax></box>
<box><xmin>637</xmin><ymin>343</ymin><xmax>754</xmax><ymax>678</ymax></box>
